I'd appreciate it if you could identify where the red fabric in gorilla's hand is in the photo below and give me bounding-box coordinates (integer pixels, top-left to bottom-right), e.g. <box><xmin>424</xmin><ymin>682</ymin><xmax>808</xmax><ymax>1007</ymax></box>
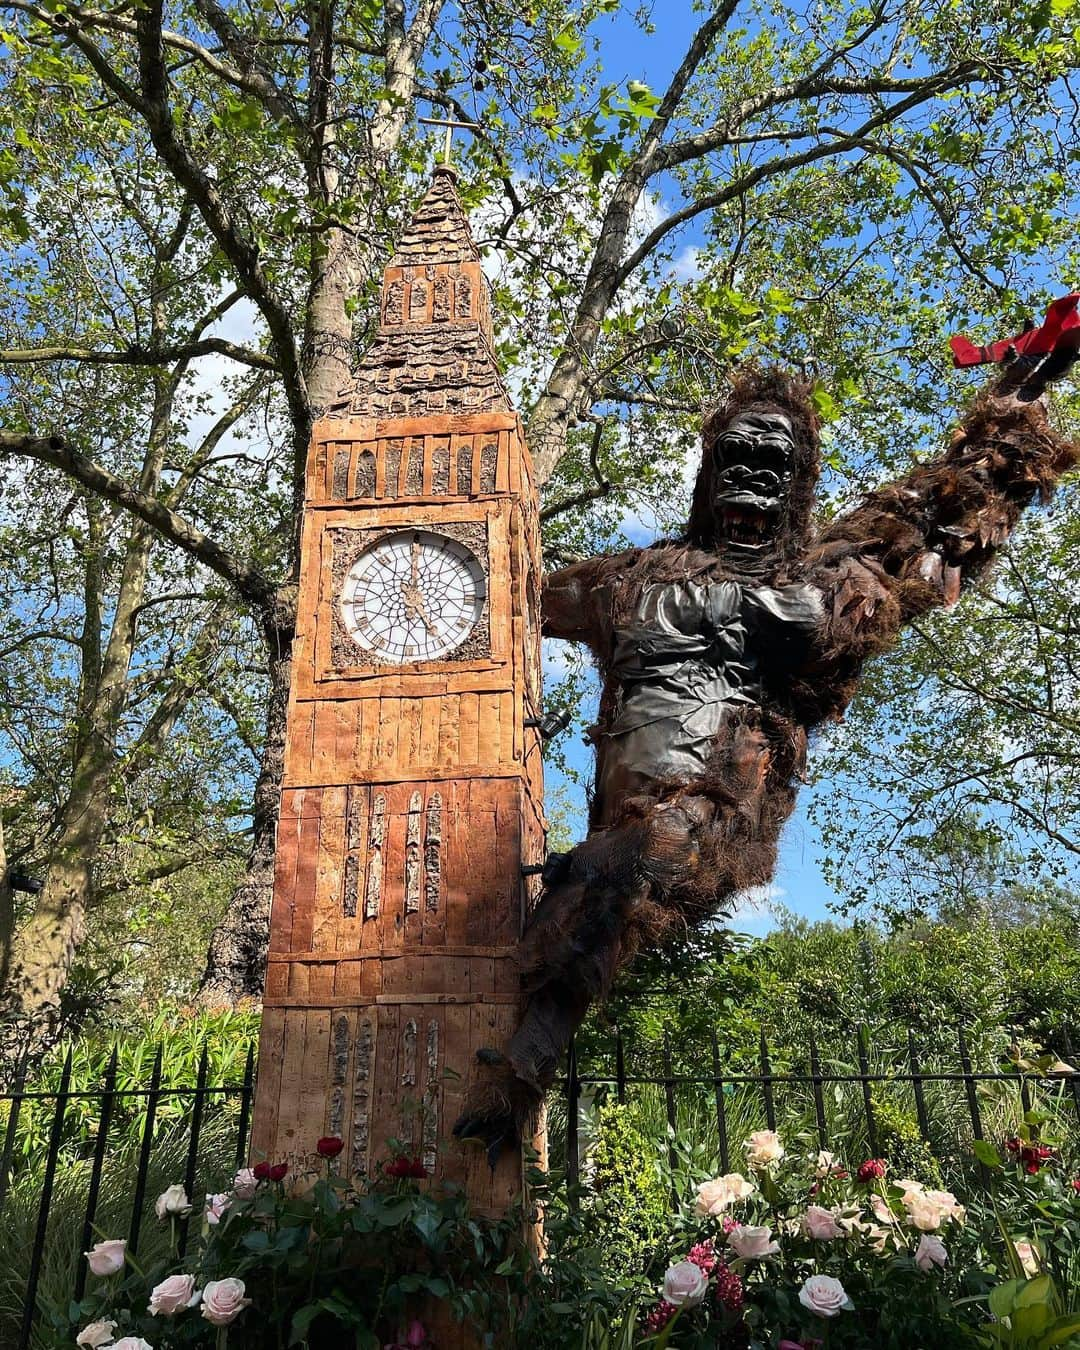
<box><xmin>950</xmin><ymin>292</ymin><xmax>1080</xmax><ymax>368</ymax></box>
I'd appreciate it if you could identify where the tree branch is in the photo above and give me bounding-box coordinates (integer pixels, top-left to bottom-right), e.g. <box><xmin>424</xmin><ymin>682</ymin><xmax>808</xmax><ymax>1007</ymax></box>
<box><xmin>191</xmin><ymin>0</ymin><xmax>300</xmax><ymax>126</ymax></box>
<box><xmin>615</xmin><ymin>76</ymin><xmax>976</xmax><ymax>289</ymax></box>
<box><xmin>0</xmin><ymin>433</ymin><xmax>277</xmax><ymax>609</ymax></box>
<box><xmin>0</xmin><ymin>338</ymin><xmax>277</xmax><ymax>372</ymax></box>
<box><xmin>4</xmin><ymin>0</ymin><xmax>297</xmax><ymax>117</ymax></box>
<box><xmin>539</xmin><ymin>421</ymin><xmax>613</xmax><ymax>521</ymax></box>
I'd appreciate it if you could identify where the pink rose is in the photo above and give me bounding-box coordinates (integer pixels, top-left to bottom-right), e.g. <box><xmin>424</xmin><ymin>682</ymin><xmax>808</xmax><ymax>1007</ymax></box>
<box><xmin>233</xmin><ymin>1167</ymin><xmax>259</xmax><ymax>1199</ymax></box>
<box><xmin>864</xmin><ymin>1222</ymin><xmax>898</xmax><ymax>1255</ymax></box>
<box><xmin>148</xmin><ymin>1272</ymin><xmax>199</xmax><ymax>1315</ymax></box>
<box><xmin>870</xmin><ymin>1193</ymin><xmax>895</xmax><ymax>1223</ymax></box>
<box><xmin>201</xmin><ymin>1277</ymin><xmax>251</xmax><ymax>1326</ymax></box>
<box><xmin>893</xmin><ymin>1178</ymin><xmax>925</xmax><ymax>1201</ymax></box>
<box><xmin>694</xmin><ymin>1172</ymin><xmax>755</xmax><ymax>1215</ymax></box>
<box><xmin>801</xmin><ymin>1205</ymin><xmax>844</xmax><ymax>1241</ymax></box>
<box><xmin>799</xmin><ymin>1274</ymin><xmax>851</xmax><ymax>1317</ymax></box>
<box><xmin>662</xmin><ymin>1260</ymin><xmax>709</xmax><ymax>1308</ymax></box>
<box><xmin>914</xmin><ymin>1234</ymin><xmax>948</xmax><ymax>1272</ymax></box>
<box><xmin>85</xmin><ymin>1238</ymin><xmax>127</xmax><ymax>1277</ymax></box>
<box><xmin>726</xmin><ymin>1224</ymin><xmax>780</xmax><ymax>1260</ymax></box>
<box><xmin>76</xmin><ymin>1321</ymin><xmax>116</xmax><ymax>1347</ymax></box>
<box><xmin>1015</xmin><ymin>1240</ymin><xmax>1041</xmax><ymax>1278</ymax></box>
<box><xmin>744</xmin><ymin>1129</ymin><xmax>785</xmax><ymax>1168</ymax></box>
<box><xmin>112</xmin><ymin>1339</ymin><xmax>154</xmax><ymax>1350</ymax></box>
<box><xmin>204</xmin><ymin>1192</ymin><xmax>231</xmax><ymax>1225</ymax></box>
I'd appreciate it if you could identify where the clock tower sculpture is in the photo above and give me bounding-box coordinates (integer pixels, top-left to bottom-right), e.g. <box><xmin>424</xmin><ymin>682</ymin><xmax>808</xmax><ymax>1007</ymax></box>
<box><xmin>250</xmin><ymin>164</ymin><xmax>545</xmax><ymax>1220</ymax></box>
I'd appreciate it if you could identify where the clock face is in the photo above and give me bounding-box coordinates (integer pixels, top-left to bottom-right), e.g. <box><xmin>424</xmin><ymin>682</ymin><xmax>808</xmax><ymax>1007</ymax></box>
<box><xmin>340</xmin><ymin>529</ymin><xmax>487</xmax><ymax>664</ymax></box>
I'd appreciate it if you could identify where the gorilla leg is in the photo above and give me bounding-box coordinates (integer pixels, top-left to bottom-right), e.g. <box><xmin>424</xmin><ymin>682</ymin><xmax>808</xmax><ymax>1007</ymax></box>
<box><xmin>453</xmin><ymin>795</ymin><xmax>716</xmax><ymax>1161</ymax></box>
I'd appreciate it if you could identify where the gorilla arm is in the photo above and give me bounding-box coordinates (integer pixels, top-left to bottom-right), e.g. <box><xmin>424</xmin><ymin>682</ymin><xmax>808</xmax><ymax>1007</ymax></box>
<box><xmin>541</xmin><ymin>549</ymin><xmax>641</xmax><ymax>645</ymax></box>
<box><xmin>801</xmin><ymin>385</ymin><xmax>1078</xmax><ymax>683</ymax></box>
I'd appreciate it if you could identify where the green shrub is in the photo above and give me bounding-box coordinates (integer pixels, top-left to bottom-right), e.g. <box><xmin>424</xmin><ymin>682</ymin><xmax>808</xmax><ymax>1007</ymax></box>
<box><xmin>870</xmin><ymin>1092</ymin><xmax>942</xmax><ymax>1183</ymax></box>
<box><xmin>586</xmin><ymin>1103</ymin><xmax>670</xmax><ymax>1276</ymax></box>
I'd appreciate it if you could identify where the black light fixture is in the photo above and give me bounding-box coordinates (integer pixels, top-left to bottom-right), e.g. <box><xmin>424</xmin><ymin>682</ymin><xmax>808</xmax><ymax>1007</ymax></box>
<box><xmin>524</xmin><ymin>708</ymin><xmax>572</xmax><ymax>741</ymax></box>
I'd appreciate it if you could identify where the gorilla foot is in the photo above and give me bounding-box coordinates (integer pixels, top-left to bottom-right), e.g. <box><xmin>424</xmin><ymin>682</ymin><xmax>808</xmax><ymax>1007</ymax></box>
<box><xmin>452</xmin><ymin>1048</ymin><xmax>542</xmax><ymax>1168</ymax></box>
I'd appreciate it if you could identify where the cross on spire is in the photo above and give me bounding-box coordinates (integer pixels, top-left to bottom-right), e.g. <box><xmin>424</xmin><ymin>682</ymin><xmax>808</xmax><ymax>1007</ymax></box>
<box><xmin>418</xmin><ymin>115</ymin><xmax>482</xmax><ymax>169</ymax></box>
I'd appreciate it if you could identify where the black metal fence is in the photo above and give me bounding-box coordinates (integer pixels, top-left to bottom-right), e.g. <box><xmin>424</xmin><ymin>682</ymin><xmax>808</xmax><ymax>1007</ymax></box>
<box><xmin>4</xmin><ymin>1024</ymin><xmax>1079</xmax><ymax>1348</ymax></box>
<box><xmin>0</xmin><ymin>1045</ymin><xmax>255</xmax><ymax>1350</ymax></box>
<box><xmin>560</xmin><ymin>1022</ymin><xmax>1080</xmax><ymax>1188</ymax></box>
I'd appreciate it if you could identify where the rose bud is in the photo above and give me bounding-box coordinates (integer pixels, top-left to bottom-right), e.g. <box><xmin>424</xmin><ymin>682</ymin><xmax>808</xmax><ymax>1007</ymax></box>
<box><xmin>317</xmin><ymin>1135</ymin><xmax>344</xmax><ymax>1158</ymax></box>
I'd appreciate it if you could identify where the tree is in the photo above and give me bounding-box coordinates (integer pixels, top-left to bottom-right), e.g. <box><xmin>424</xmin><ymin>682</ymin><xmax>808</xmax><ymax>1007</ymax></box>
<box><xmin>811</xmin><ymin>491</ymin><xmax>1080</xmax><ymax>924</ymax></box>
<box><xmin>1</xmin><ymin>0</ymin><xmax>1079</xmax><ymax>1028</ymax></box>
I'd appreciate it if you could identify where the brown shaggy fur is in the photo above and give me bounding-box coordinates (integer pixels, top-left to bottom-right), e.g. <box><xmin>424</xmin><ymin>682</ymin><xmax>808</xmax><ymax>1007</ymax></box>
<box><xmin>453</xmin><ymin>370</ymin><xmax>1078</xmax><ymax>1158</ymax></box>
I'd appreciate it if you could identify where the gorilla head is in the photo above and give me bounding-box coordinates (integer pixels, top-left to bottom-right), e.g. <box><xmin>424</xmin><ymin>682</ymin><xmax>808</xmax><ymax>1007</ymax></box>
<box><xmin>688</xmin><ymin>367</ymin><xmax>821</xmax><ymax>568</ymax></box>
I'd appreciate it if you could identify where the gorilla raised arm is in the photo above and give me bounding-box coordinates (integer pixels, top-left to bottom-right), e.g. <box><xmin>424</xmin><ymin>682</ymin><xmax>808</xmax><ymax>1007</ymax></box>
<box><xmin>454</xmin><ymin>362</ymin><xmax>1078</xmax><ymax>1163</ymax></box>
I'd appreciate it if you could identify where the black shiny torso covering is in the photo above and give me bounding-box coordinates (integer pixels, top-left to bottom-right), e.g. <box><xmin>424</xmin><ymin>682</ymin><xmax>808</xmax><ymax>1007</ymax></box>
<box><xmin>595</xmin><ymin>577</ymin><xmax>823</xmax><ymax>821</ymax></box>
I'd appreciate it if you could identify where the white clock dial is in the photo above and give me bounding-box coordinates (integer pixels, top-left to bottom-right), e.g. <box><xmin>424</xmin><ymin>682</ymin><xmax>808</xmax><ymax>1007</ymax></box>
<box><xmin>340</xmin><ymin>530</ymin><xmax>487</xmax><ymax>664</ymax></box>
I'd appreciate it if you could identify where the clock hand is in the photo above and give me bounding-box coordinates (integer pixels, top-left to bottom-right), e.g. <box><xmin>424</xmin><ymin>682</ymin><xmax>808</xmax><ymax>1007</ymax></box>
<box><xmin>401</xmin><ymin>581</ymin><xmax>438</xmax><ymax>637</ymax></box>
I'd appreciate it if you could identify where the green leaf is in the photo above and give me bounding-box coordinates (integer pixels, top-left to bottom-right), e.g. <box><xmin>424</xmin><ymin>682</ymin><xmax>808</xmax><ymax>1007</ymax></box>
<box><xmin>973</xmin><ymin>1138</ymin><xmax>1002</xmax><ymax>1168</ymax></box>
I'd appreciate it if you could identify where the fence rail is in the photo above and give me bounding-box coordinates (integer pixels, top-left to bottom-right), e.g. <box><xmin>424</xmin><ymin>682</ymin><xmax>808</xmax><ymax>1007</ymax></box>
<box><xmin>3</xmin><ymin>1022</ymin><xmax>1079</xmax><ymax>1347</ymax></box>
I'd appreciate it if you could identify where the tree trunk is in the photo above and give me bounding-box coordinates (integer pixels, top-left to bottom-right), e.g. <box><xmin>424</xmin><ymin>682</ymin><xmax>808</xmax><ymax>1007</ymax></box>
<box><xmin>198</xmin><ymin>598</ymin><xmax>294</xmax><ymax>1004</ymax></box>
<box><xmin>0</xmin><ymin>350</ymin><xmax>180</xmax><ymax>1049</ymax></box>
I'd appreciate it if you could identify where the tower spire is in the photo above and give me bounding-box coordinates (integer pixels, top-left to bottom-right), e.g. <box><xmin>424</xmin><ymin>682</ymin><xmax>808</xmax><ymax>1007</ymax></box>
<box><xmin>329</xmin><ymin>169</ymin><xmax>509</xmax><ymax>418</ymax></box>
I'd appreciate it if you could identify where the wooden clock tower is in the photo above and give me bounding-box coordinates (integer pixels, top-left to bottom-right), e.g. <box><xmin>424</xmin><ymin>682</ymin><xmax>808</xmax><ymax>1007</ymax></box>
<box><xmin>250</xmin><ymin>165</ymin><xmax>545</xmax><ymax>1218</ymax></box>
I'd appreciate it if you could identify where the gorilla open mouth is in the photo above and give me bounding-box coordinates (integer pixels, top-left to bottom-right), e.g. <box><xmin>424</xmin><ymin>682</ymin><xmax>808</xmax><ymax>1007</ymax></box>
<box><xmin>718</xmin><ymin>503</ymin><xmax>777</xmax><ymax>548</ymax></box>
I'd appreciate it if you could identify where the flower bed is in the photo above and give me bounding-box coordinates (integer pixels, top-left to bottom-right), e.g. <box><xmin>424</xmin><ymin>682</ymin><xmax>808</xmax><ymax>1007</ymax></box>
<box><xmin>52</xmin><ymin>1120</ymin><xmax>1080</xmax><ymax>1349</ymax></box>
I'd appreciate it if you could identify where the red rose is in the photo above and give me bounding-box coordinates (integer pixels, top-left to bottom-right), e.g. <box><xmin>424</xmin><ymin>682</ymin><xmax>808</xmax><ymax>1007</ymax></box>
<box><xmin>1070</xmin><ymin>1178</ymin><xmax>1080</xmax><ymax>1193</ymax></box>
<box><xmin>1005</xmin><ymin>1137</ymin><xmax>1021</xmax><ymax>1154</ymax></box>
<box><xmin>386</xmin><ymin>1155</ymin><xmax>428</xmax><ymax>1179</ymax></box>
<box><xmin>856</xmin><ymin>1158</ymin><xmax>887</xmax><ymax>1182</ymax></box>
<box><xmin>269</xmin><ymin>1163</ymin><xmax>288</xmax><ymax>1182</ymax></box>
<box><xmin>252</xmin><ymin>1161</ymin><xmax>271</xmax><ymax>1181</ymax></box>
<box><xmin>317</xmin><ymin>1136</ymin><xmax>345</xmax><ymax>1158</ymax></box>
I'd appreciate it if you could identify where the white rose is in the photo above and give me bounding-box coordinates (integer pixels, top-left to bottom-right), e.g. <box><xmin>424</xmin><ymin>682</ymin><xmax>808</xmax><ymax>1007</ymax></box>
<box><xmin>112</xmin><ymin>1339</ymin><xmax>154</xmax><ymax>1350</ymax></box>
<box><xmin>154</xmin><ymin>1184</ymin><xmax>191</xmax><ymax>1221</ymax></box>
<box><xmin>814</xmin><ymin>1150</ymin><xmax>840</xmax><ymax>1177</ymax></box>
<box><xmin>799</xmin><ymin>1274</ymin><xmax>851</xmax><ymax>1317</ymax></box>
<box><xmin>204</xmin><ymin>1192</ymin><xmax>231</xmax><ymax>1225</ymax></box>
<box><xmin>148</xmin><ymin>1272</ymin><xmax>199</xmax><ymax>1316</ymax></box>
<box><xmin>661</xmin><ymin>1260</ymin><xmax>708</xmax><ymax>1308</ymax></box>
<box><xmin>923</xmin><ymin>1189</ymin><xmax>965</xmax><ymax>1225</ymax></box>
<box><xmin>201</xmin><ymin>1277</ymin><xmax>252</xmax><ymax>1327</ymax></box>
<box><xmin>893</xmin><ymin>1178</ymin><xmax>926</xmax><ymax>1203</ymax></box>
<box><xmin>726</xmin><ymin>1224</ymin><xmax>780</xmax><ymax>1260</ymax></box>
<box><xmin>76</xmin><ymin>1320</ymin><xmax>116</xmax><ymax>1347</ymax></box>
<box><xmin>694</xmin><ymin>1172</ymin><xmax>755</xmax><ymax>1215</ymax></box>
<box><xmin>915</xmin><ymin>1234</ymin><xmax>948</xmax><ymax>1272</ymax></box>
<box><xmin>232</xmin><ymin>1167</ymin><xmax>258</xmax><ymax>1199</ymax></box>
<box><xmin>1015</xmin><ymin>1240</ymin><xmax>1041</xmax><ymax>1279</ymax></box>
<box><xmin>744</xmin><ymin>1129</ymin><xmax>785</xmax><ymax>1169</ymax></box>
<box><xmin>801</xmin><ymin>1205</ymin><xmax>845</xmax><ymax>1241</ymax></box>
<box><xmin>85</xmin><ymin>1239</ymin><xmax>127</xmax><ymax>1277</ymax></box>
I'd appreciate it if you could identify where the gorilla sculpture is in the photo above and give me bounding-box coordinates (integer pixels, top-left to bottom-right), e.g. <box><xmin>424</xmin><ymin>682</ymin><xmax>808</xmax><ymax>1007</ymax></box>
<box><xmin>455</xmin><ymin>345</ymin><xmax>1079</xmax><ymax>1161</ymax></box>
